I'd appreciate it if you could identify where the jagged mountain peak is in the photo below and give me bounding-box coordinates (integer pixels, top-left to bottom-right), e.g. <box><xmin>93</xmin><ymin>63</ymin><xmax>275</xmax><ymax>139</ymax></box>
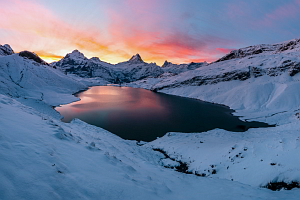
<box><xmin>162</xmin><ymin>60</ymin><xmax>172</xmax><ymax>68</ymax></box>
<box><xmin>65</xmin><ymin>49</ymin><xmax>86</xmax><ymax>60</ymax></box>
<box><xmin>129</xmin><ymin>53</ymin><xmax>143</xmax><ymax>63</ymax></box>
<box><xmin>0</xmin><ymin>44</ymin><xmax>14</xmax><ymax>56</ymax></box>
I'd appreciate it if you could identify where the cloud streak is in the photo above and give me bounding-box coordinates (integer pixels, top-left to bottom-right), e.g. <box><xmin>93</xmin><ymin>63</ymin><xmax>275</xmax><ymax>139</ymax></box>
<box><xmin>0</xmin><ymin>0</ymin><xmax>118</xmax><ymax>62</ymax></box>
<box><xmin>1</xmin><ymin>0</ymin><xmax>298</xmax><ymax>65</ymax></box>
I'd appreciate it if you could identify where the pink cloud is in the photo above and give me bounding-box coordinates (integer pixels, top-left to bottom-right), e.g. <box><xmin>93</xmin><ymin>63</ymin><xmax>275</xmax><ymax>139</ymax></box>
<box><xmin>259</xmin><ymin>1</ymin><xmax>300</xmax><ymax>27</ymax></box>
<box><xmin>0</xmin><ymin>0</ymin><xmax>236</xmax><ymax>65</ymax></box>
<box><xmin>105</xmin><ymin>3</ymin><xmax>234</xmax><ymax>65</ymax></box>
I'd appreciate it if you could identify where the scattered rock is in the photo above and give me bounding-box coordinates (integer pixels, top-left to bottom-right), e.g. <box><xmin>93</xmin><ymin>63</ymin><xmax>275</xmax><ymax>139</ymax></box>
<box><xmin>264</xmin><ymin>181</ymin><xmax>300</xmax><ymax>191</ymax></box>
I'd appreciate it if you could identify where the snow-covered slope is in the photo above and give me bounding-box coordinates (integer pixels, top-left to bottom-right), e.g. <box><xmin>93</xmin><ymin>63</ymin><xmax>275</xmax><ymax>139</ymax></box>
<box><xmin>161</xmin><ymin>60</ymin><xmax>207</xmax><ymax>75</ymax></box>
<box><xmin>0</xmin><ymin>52</ymin><xmax>86</xmax><ymax>105</ymax></box>
<box><xmin>216</xmin><ymin>38</ymin><xmax>300</xmax><ymax>62</ymax></box>
<box><xmin>2</xmin><ymin>46</ymin><xmax>298</xmax><ymax>199</ymax></box>
<box><xmin>2</xmin><ymin>94</ymin><xmax>299</xmax><ymax>200</ymax></box>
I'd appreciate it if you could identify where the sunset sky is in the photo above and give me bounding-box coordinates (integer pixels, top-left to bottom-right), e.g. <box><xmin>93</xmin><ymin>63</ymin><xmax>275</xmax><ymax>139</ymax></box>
<box><xmin>0</xmin><ymin>0</ymin><xmax>300</xmax><ymax>65</ymax></box>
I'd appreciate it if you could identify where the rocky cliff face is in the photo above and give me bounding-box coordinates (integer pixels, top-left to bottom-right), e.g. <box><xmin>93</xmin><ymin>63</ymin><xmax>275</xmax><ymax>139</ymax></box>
<box><xmin>0</xmin><ymin>44</ymin><xmax>14</xmax><ymax>56</ymax></box>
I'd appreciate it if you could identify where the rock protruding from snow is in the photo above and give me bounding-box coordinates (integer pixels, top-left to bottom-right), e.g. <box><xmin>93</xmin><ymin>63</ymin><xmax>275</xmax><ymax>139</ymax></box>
<box><xmin>19</xmin><ymin>51</ymin><xmax>49</xmax><ymax>65</ymax></box>
<box><xmin>128</xmin><ymin>53</ymin><xmax>144</xmax><ymax>64</ymax></box>
<box><xmin>162</xmin><ymin>60</ymin><xmax>172</xmax><ymax>68</ymax></box>
<box><xmin>216</xmin><ymin>38</ymin><xmax>300</xmax><ymax>62</ymax></box>
<box><xmin>161</xmin><ymin>61</ymin><xmax>207</xmax><ymax>75</ymax></box>
<box><xmin>0</xmin><ymin>44</ymin><xmax>14</xmax><ymax>56</ymax></box>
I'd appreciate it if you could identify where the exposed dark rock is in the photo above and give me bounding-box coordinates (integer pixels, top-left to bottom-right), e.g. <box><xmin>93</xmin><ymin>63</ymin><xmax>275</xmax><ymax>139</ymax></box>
<box><xmin>19</xmin><ymin>51</ymin><xmax>49</xmax><ymax>65</ymax></box>
<box><xmin>0</xmin><ymin>44</ymin><xmax>14</xmax><ymax>56</ymax></box>
<box><xmin>250</xmin><ymin>66</ymin><xmax>266</xmax><ymax>77</ymax></box>
<box><xmin>264</xmin><ymin>181</ymin><xmax>300</xmax><ymax>191</ymax></box>
<box><xmin>162</xmin><ymin>60</ymin><xmax>172</xmax><ymax>68</ymax></box>
<box><xmin>288</xmin><ymin>63</ymin><xmax>300</xmax><ymax>76</ymax></box>
<box><xmin>277</xmin><ymin>39</ymin><xmax>300</xmax><ymax>52</ymax></box>
<box><xmin>129</xmin><ymin>54</ymin><xmax>144</xmax><ymax>63</ymax></box>
<box><xmin>152</xmin><ymin>148</ymin><xmax>192</xmax><ymax>174</ymax></box>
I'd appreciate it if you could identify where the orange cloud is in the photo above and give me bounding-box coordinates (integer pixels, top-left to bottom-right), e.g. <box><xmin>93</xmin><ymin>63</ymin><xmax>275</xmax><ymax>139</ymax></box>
<box><xmin>0</xmin><ymin>0</ymin><xmax>234</xmax><ymax>66</ymax></box>
<box><xmin>0</xmin><ymin>0</ymin><xmax>122</xmax><ymax>63</ymax></box>
<box><xmin>105</xmin><ymin>5</ymin><xmax>232</xmax><ymax>65</ymax></box>
<box><xmin>34</xmin><ymin>50</ymin><xmax>63</xmax><ymax>63</ymax></box>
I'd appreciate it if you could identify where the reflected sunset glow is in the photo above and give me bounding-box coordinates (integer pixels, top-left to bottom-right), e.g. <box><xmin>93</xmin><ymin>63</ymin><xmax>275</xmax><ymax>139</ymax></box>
<box><xmin>55</xmin><ymin>86</ymin><xmax>271</xmax><ymax>141</ymax></box>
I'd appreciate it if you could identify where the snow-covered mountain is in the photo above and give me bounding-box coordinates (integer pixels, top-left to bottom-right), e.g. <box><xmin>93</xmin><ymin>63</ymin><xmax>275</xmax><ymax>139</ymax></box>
<box><xmin>51</xmin><ymin>50</ymin><xmax>116</xmax><ymax>82</ymax></box>
<box><xmin>123</xmin><ymin>38</ymin><xmax>300</xmax><ymax>190</ymax></box>
<box><xmin>147</xmin><ymin>39</ymin><xmax>300</xmax><ymax>92</ymax></box>
<box><xmin>52</xmin><ymin>52</ymin><xmax>164</xmax><ymax>83</ymax></box>
<box><xmin>2</xmin><ymin>39</ymin><xmax>300</xmax><ymax>199</ymax></box>
<box><xmin>216</xmin><ymin>38</ymin><xmax>300</xmax><ymax>62</ymax></box>
<box><xmin>161</xmin><ymin>60</ymin><xmax>207</xmax><ymax>74</ymax></box>
<box><xmin>112</xmin><ymin>54</ymin><xmax>164</xmax><ymax>83</ymax></box>
<box><xmin>0</xmin><ymin>50</ymin><xmax>86</xmax><ymax>105</ymax></box>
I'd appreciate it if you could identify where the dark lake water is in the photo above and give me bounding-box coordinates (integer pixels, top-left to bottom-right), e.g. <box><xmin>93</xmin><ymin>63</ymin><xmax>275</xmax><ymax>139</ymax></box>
<box><xmin>56</xmin><ymin>86</ymin><xmax>272</xmax><ymax>142</ymax></box>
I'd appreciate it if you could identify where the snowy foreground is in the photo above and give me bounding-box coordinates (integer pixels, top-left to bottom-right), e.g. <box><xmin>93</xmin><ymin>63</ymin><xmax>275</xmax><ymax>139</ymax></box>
<box><xmin>1</xmin><ymin>40</ymin><xmax>300</xmax><ymax>199</ymax></box>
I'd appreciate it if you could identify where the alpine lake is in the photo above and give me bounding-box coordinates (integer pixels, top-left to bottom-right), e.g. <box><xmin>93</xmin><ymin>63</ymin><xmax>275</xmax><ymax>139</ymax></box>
<box><xmin>55</xmin><ymin>86</ymin><xmax>273</xmax><ymax>142</ymax></box>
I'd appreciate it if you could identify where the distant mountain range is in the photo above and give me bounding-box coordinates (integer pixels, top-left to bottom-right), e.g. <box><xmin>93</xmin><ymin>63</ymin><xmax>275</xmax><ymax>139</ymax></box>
<box><xmin>51</xmin><ymin>51</ymin><xmax>207</xmax><ymax>83</ymax></box>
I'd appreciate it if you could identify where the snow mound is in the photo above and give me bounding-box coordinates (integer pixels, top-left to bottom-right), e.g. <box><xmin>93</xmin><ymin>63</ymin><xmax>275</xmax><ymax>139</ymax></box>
<box><xmin>0</xmin><ymin>53</ymin><xmax>86</xmax><ymax>105</ymax></box>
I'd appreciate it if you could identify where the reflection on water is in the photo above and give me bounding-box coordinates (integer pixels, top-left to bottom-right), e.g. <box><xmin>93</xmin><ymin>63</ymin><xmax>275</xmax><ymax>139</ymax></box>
<box><xmin>56</xmin><ymin>86</ymin><xmax>272</xmax><ymax>142</ymax></box>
